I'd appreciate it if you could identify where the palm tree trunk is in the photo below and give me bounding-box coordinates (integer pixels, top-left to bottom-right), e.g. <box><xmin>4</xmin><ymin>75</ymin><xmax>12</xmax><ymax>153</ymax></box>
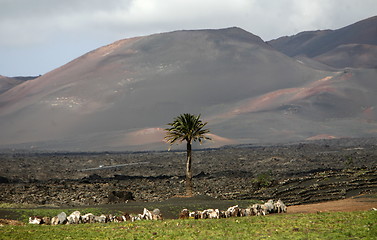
<box><xmin>186</xmin><ymin>141</ymin><xmax>193</xmax><ymax>196</ymax></box>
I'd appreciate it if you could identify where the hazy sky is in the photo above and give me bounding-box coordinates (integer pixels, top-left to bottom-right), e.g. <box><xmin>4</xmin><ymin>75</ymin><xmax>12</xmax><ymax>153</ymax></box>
<box><xmin>1</xmin><ymin>0</ymin><xmax>377</xmax><ymax>76</ymax></box>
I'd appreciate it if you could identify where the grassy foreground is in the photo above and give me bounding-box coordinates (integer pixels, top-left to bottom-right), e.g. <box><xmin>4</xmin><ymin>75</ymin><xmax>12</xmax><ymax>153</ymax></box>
<box><xmin>1</xmin><ymin>211</ymin><xmax>376</xmax><ymax>240</ymax></box>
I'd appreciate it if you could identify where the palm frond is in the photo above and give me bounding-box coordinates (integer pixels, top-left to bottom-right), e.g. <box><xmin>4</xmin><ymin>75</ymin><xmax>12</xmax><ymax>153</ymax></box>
<box><xmin>164</xmin><ymin>113</ymin><xmax>211</xmax><ymax>146</ymax></box>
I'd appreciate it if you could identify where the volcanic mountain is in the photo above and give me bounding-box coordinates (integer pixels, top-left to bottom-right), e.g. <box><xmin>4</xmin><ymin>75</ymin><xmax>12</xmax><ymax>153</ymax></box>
<box><xmin>268</xmin><ymin>15</ymin><xmax>377</xmax><ymax>68</ymax></box>
<box><xmin>0</xmin><ymin>24</ymin><xmax>376</xmax><ymax>151</ymax></box>
<box><xmin>0</xmin><ymin>75</ymin><xmax>37</xmax><ymax>94</ymax></box>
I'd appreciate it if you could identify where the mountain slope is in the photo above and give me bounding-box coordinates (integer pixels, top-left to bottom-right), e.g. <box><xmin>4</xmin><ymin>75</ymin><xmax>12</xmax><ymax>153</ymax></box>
<box><xmin>314</xmin><ymin>44</ymin><xmax>377</xmax><ymax>68</ymax></box>
<box><xmin>0</xmin><ymin>75</ymin><xmax>37</xmax><ymax>94</ymax></box>
<box><xmin>0</xmin><ymin>75</ymin><xmax>22</xmax><ymax>94</ymax></box>
<box><xmin>0</xmin><ymin>26</ymin><xmax>376</xmax><ymax>151</ymax></box>
<box><xmin>268</xmin><ymin>16</ymin><xmax>377</xmax><ymax>68</ymax></box>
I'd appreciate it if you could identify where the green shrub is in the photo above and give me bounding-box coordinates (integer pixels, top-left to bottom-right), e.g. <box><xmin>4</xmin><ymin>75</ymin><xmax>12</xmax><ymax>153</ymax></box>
<box><xmin>253</xmin><ymin>172</ymin><xmax>274</xmax><ymax>189</ymax></box>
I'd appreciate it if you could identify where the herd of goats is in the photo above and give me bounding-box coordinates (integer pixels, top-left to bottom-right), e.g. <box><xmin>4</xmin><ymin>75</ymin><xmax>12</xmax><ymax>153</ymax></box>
<box><xmin>29</xmin><ymin>199</ymin><xmax>287</xmax><ymax>225</ymax></box>
<box><xmin>179</xmin><ymin>199</ymin><xmax>287</xmax><ymax>219</ymax></box>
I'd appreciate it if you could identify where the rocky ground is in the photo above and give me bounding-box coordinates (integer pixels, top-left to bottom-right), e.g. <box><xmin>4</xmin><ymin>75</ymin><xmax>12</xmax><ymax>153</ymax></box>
<box><xmin>0</xmin><ymin>137</ymin><xmax>376</xmax><ymax>207</ymax></box>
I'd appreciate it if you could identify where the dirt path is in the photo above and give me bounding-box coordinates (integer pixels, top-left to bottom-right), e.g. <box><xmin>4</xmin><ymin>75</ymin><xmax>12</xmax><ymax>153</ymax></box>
<box><xmin>288</xmin><ymin>195</ymin><xmax>377</xmax><ymax>214</ymax></box>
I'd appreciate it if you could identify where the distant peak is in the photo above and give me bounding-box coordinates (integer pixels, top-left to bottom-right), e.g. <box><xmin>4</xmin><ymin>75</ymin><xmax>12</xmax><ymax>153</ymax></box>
<box><xmin>169</xmin><ymin>27</ymin><xmax>265</xmax><ymax>45</ymax></box>
<box><xmin>164</xmin><ymin>26</ymin><xmax>250</xmax><ymax>35</ymax></box>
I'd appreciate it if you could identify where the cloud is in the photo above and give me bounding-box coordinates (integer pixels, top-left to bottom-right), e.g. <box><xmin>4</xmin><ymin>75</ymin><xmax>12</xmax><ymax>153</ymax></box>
<box><xmin>0</xmin><ymin>0</ymin><xmax>130</xmax><ymax>46</ymax></box>
<box><xmin>1</xmin><ymin>0</ymin><xmax>377</xmax><ymax>46</ymax></box>
<box><xmin>1</xmin><ymin>0</ymin><xmax>377</xmax><ymax>75</ymax></box>
<box><xmin>96</xmin><ymin>0</ymin><xmax>256</xmax><ymax>35</ymax></box>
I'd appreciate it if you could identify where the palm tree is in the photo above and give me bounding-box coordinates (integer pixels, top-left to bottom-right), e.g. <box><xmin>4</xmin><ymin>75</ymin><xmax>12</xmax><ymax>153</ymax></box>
<box><xmin>165</xmin><ymin>113</ymin><xmax>211</xmax><ymax>196</ymax></box>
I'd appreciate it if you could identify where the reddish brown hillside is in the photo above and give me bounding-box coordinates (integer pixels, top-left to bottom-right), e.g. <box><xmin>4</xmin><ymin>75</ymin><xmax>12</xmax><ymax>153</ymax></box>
<box><xmin>0</xmin><ymin>26</ymin><xmax>376</xmax><ymax>151</ymax></box>
<box><xmin>268</xmin><ymin>16</ymin><xmax>377</xmax><ymax>68</ymax></box>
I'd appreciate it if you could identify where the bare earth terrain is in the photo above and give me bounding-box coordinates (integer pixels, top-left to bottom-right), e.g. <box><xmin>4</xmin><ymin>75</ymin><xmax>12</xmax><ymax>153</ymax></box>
<box><xmin>0</xmin><ymin>138</ymin><xmax>376</xmax><ymax>220</ymax></box>
<box><xmin>288</xmin><ymin>195</ymin><xmax>377</xmax><ymax>214</ymax></box>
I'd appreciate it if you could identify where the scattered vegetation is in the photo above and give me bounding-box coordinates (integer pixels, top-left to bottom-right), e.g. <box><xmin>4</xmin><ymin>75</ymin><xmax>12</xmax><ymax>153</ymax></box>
<box><xmin>345</xmin><ymin>155</ymin><xmax>354</xmax><ymax>167</ymax></box>
<box><xmin>0</xmin><ymin>203</ymin><xmax>39</xmax><ymax>209</ymax></box>
<box><xmin>252</xmin><ymin>171</ymin><xmax>275</xmax><ymax>189</ymax></box>
<box><xmin>0</xmin><ymin>211</ymin><xmax>375</xmax><ymax>239</ymax></box>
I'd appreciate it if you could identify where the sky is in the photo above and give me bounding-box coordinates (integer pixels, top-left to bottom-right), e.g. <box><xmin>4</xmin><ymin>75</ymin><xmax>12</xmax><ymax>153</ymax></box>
<box><xmin>1</xmin><ymin>0</ymin><xmax>377</xmax><ymax>77</ymax></box>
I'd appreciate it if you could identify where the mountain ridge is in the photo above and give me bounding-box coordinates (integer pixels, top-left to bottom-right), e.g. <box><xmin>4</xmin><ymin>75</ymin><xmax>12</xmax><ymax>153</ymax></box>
<box><xmin>268</xmin><ymin>15</ymin><xmax>377</xmax><ymax>68</ymax></box>
<box><xmin>1</xmin><ymin>19</ymin><xmax>376</xmax><ymax>151</ymax></box>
